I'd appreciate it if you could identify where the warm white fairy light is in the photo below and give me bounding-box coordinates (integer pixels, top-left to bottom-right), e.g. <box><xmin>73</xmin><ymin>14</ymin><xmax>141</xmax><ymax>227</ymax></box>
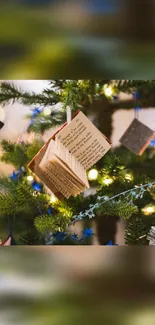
<box><xmin>50</xmin><ymin>194</ymin><xmax>58</xmax><ymax>203</ymax></box>
<box><xmin>43</xmin><ymin>107</ymin><xmax>51</xmax><ymax>116</ymax></box>
<box><xmin>125</xmin><ymin>173</ymin><xmax>133</xmax><ymax>182</ymax></box>
<box><xmin>142</xmin><ymin>205</ymin><xmax>155</xmax><ymax>216</ymax></box>
<box><xmin>103</xmin><ymin>177</ymin><xmax>113</xmax><ymax>186</ymax></box>
<box><xmin>103</xmin><ymin>84</ymin><xmax>113</xmax><ymax>97</ymax></box>
<box><xmin>88</xmin><ymin>169</ymin><xmax>98</xmax><ymax>181</ymax></box>
<box><xmin>146</xmin><ymin>207</ymin><xmax>154</xmax><ymax>213</ymax></box>
<box><xmin>27</xmin><ymin>175</ymin><xmax>34</xmax><ymax>182</ymax></box>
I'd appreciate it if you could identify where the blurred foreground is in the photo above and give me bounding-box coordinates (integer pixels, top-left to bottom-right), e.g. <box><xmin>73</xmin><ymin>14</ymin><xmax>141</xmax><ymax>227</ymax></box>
<box><xmin>1</xmin><ymin>0</ymin><xmax>155</xmax><ymax>78</ymax></box>
<box><xmin>1</xmin><ymin>247</ymin><xmax>155</xmax><ymax>324</ymax></box>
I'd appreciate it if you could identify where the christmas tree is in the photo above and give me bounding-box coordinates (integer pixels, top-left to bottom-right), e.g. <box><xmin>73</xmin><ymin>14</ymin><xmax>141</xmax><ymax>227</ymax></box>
<box><xmin>0</xmin><ymin>80</ymin><xmax>155</xmax><ymax>245</ymax></box>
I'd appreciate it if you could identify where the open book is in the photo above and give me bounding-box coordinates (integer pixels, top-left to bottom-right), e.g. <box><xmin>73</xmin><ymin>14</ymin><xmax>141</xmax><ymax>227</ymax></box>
<box><xmin>28</xmin><ymin>110</ymin><xmax>112</xmax><ymax>200</ymax></box>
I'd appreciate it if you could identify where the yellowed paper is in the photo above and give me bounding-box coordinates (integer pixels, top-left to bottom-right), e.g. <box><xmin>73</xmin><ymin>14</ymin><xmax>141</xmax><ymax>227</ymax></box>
<box><xmin>43</xmin><ymin>164</ymin><xmax>71</xmax><ymax>198</ymax></box>
<box><xmin>51</xmin><ymin>161</ymin><xmax>83</xmax><ymax>196</ymax></box>
<box><xmin>33</xmin><ymin>146</ymin><xmax>64</xmax><ymax>200</ymax></box>
<box><xmin>52</xmin><ymin>159</ymin><xmax>87</xmax><ymax>193</ymax></box>
<box><xmin>40</xmin><ymin>138</ymin><xmax>89</xmax><ymax>188</ymax></box>
<box><xmin>41</xmin><ymin>156</ymin><xmax>86</xmax><ymax>197</ymax></box>
<box><xmin>55</xmin><ymin>111</ymin><xmax>111</xmax><ymax>170</ymax></box>
<box><xmin>44</xmin><ymin>160</ymin><xmax>85</xmax><ymax>198</ymax></box>
<box><xmin>34</xmin><ymin>111</ymin><xmax>111</xmax><ymax>199</ymax></box>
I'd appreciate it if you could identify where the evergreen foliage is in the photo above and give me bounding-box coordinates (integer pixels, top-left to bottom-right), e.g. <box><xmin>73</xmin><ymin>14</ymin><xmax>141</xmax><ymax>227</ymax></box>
<box><xmin>0</xmin><ymin>139</ymin><xmax>44</xmax><ymax>168</ymax></box>
<box><xmin>97</xmin><ymin>200</ymin><xmax>138</xmax><ymax>220</ymax></box>
<box><xmin>125</xmin><ymin>215</ymin><xmax>150</xmax><ymax>245</ymax></box>
<box><xmin>0</xmin><ymin>80</ymin><xmax>155</xmax><ymax>244</ymax></box>
<box><xmin>0</xmin><ymin>82</ymin><xmax>60</xmax><ymax>106</ymax></box>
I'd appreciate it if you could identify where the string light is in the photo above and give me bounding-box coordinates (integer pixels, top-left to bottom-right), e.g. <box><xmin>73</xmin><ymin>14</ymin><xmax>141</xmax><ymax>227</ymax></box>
<box><xmin>103</xmin><ymin>177</ymin><xmax>113</xmax><ymax>186</ymax></box>
<box><xmin>27</xmin><ymin>175</ymin><xmax>34</xmax><ymax>182</ymax></box>
<box><xmin>125</xmin><ymin>173</ymin><xmax>133</xmax><ymax>182</ymax></box>
<box><xmin>50</xmin><ymin>194</ymin><xmax>58</xmax><ymax>203</ymax></box>
<box><xmin>103</xmin><ymin>84</ymin><xmax>113</xmax><ymax>97</ymax></box>
<box><xmin>142</xmin><ymin>205</ymin><xmax>155</xmax><ymax>216</ymax></box>
<box><xmin>88</xmin><ymin>169</ymin><xmax>98</xmax><ymax>181</ymax></box>
<box><xmin>43</xmin><ymin>107</ymin><xmax>51</xmax><ymax>116</ymax></box>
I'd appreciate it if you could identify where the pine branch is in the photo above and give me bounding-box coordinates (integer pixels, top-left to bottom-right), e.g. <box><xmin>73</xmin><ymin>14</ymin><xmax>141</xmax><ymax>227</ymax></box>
<box><xmin>0</xmin><ymin>140</ymin><xmax>29</xmax><ymax>168</ymax></box>
<box><xmin>111</xmin><ymin>80</ymin><xmax>155</xmax><ymax>109</ymax></box>
<box><xmin>48</xmin><ymin>80</ymin><xmax>64</xmax><ymax>90</ymax></box>
<box><xmin>125</xmin><ymin>215</ymin><xmax>150</xmax><ymax>245</ymax></box>
<box><xmin>114</xmin><ymin>80</ymin><xmax>155</xmax><ymax>94</ymax></box>
<box><xmin>18</xmin><ymin>230</ymin><xmax>45</xmax><ymax>245</ymax></box>
<box><xmin>0</xmin><ymin>82</ymin><xmax>60</xmax><ymax>107</ymax></box>
<box><xmin>0</xmin><ymin>182</ymin><xmax>45</xmax><ymax>217</ymax></box>
<box><xmin>34</xmin><ymin>212</ymin><xmax>70</xmax><ymax>233</ymax></box>
<box><xmin>0</xmin><ymin>139</ymin><xmax>43</xmax><ymax>168</ymax></box>
<box><xmin>0</xmin><ymin>176</ymin><xmax>17</xmax><ymax>192</ymax></box>
<box><xmin>97</xmin><ymin>200</ymin><xmax>138</xmax><ymax>220</ymax></box>
<box><xmin>24</xmin><ymin>139</ymin><xmax>44</xmax><ymax>161</ymax></box>
<box><xmin>27</xmin><ymin>111</ymin><xmax>66</xmax><ymax>134</ymax></box>
<box><xmin>2</xmin><ymin>80</ymin><xmax>155</xmax><ymax>112</ymax></box>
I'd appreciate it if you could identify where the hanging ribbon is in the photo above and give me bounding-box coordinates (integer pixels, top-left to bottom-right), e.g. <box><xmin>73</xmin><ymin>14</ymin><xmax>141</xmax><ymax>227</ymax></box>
<box><xmin>67</xmin><ymin>107</ymin><xmax>72</xmax><ymax>124</ymax></box>
<box><xmin>133</xmin><ymin>91</ymin><xmax>141</xmax><ymax>120</ymax></box>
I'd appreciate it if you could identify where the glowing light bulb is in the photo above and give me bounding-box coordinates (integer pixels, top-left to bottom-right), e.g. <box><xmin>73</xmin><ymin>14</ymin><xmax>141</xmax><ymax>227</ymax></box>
<box><xmin>142</xmin><ymin>205</ymin><xmax>155</xmax><ymax>215</ymax></box>
<box><xmin>146</xmin><ymin>207</ymin><xmax>154</xmax><ymax>214</ymax></box>
<box><xmin>27</xmin><ymin>175</ymin><xmax>34</xmax><ymax>182</ymax></box>
<box><xmin>125</xmin><ymin>173</ymin><xmax>133</xmax><ymax>181</ymax></box>
<box><xmin>103</xmin><ymin>84</ymin><xmax>113</xmax><ymax>97</ymax></box>
<box><xmin>50</xmin><ymin>194</ymin><xmax>58</xmax><ymax>203</ymax></box>
<box><xmin>43</xmin><ymin>107</ymin><xmax>51</xmax><ymax>116</ymax></box>
<box><xmin>103</xmin><ymin>178</ymin><xmax>113</xmax><ymax>186</ymax></box>
<box><xmin>88</xmin><ymin>169</ymin><xmax>98</xmax><ymax>181</ymax></box>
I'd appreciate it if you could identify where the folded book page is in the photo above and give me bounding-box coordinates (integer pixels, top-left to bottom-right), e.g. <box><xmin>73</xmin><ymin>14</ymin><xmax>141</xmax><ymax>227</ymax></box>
<box><xmin>55</xmin><ymin>111</ymin><xmax>111</xmax><ymax>170</ymax></box>
<box><xmin>39</xmin><ymin>138</ymin><xmax>89</xmax><ymax>188</ymax></box>
<box><xmin>33</xmin><ymin>145</ymin><xmax>64</xmax><ymax>200</ymax></box>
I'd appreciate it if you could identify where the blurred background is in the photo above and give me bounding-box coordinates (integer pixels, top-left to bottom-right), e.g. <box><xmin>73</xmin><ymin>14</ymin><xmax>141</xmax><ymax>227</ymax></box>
<box><xmin>1</xmin><ymin>247</ymin><xmax>155</xmax><ymax>325</ymax></box>
<box><xmin>1</xmin><ymin>0</ymin><xmax>155</xmax><ymax>78</ymax></box>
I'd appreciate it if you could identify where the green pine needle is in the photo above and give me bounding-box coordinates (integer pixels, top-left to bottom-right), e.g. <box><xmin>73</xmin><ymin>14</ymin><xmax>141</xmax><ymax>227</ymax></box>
<box><xmin>97</xmin><ymin>200</ymin><xmax>138</xmax><ymax>220</ymax></box>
